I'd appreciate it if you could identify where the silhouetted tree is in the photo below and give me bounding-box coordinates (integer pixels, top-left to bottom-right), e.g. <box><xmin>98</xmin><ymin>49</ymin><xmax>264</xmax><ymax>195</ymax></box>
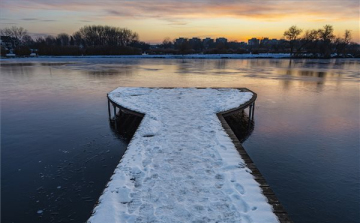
<box><xmin>0</xmin><ymin>26</ymin><xmax>27</xmax><ymax>40</ymax></box>
<box><xmin>74</xmin><ymin>25</ymin><xmax>138</xmax><ymax>47</ymax></box>
<box><xmin>118</xmin><ymin>28</ymin><xmax>139</xmax><ymax>46</ymax></box>
<box><xmin>45</xmin><ymin>35</ymin><xmax>56</xmax><ymax>46</ymax></box>
<box><xmin>69</xmin><ymin>36</ymin><xmax>75</xmax><ymax>46</ymax></box>
<box><xmin>318</xmin><ymin>25</ymin><xmax>335</xmax><ymax>58</ymax></box>
<box><xmin>57</xmin><ymin>33</ymin><xmax>70</xmax><ymax>46</ymax></box>
<box><xmin>284</xmin><ymin>25</ymin><xmax>302</xmax><ymax>56</ymax></box>
<box><xmin>72</xmin><ymin>32</ymin><xmax>83</xmax><ymax>47</ymax></box>
<box><xmin>161</xmin><ymin>37</ymin><xmax>173</xmax><ymax>49</ymax></box>
<box><xmin>296</xmin><ymin>29</ymin><xmax>319</xmax><ymax>56</ymax></box>
<box><xmin>129</xmin><ymin>41</ymin><xmax>150</xmax><ymax>52</ymax></box>
<box><xmin>335</xmin><ymin>30</ymin><xmax>352</xmax><ymax>57</ymax></box>
<box><xmin>0</xmin><ymin>26</ymin><xmax>28</xmax><ymax>47</ymax></box>
<box><xmin>14</xmin><ymin>46</ymin><xmax>31</xmax><ymax>56</ymax></box>
<box><xmin>22</xmin><ymin>35</ymin><xmax>35</xmax><ymax>47</ymax></box>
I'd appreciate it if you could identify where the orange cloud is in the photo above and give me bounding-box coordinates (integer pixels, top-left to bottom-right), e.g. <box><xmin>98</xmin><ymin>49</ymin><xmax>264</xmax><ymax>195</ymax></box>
<box><xmin>2</xmin><ymin>0</ymin><xmax>359</xmax><ymax>21</ymax></box>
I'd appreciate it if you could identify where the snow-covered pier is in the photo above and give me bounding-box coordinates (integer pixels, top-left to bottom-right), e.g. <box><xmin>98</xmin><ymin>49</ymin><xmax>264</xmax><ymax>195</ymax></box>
<box><xmin>89</xmin><ymin>87</ymin><xmax>290</xmax><ymax>223</ymax></box>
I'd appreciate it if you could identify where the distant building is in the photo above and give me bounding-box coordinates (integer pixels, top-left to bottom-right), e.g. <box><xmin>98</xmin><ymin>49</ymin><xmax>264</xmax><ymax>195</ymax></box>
<box><xmin>260</xmin><ymin>37</ymin><xmax>270</xmax><ymax>46</ymax></box>
<box><xmin>248</xmin><ymin>38</ymin><xmax>259</xmax><ymax>46</ymax></box>
<box><xmin>175</xmin><ymin>37</ymin><xmax>186</xmax><ymax>45</ymax></box>
<box><xmin>278</xmin><ymin>39</ymin><xmax>287</xmax><ymax>45</ymax></box>
<box><xmin>239</xmin><ymin>42</ymin><xmax>248</xmax><ymax>47</ymax></box>
<box><xmin>202</xmin><ymin>37</ymin><xmax>214</xmax><ymax>49</ymax></box>
<box><xmin>216</xmin><ymin>37</ymin><xmax>228</xmax><ymax>44</ymax></box>
<box><xmin>189</xmin><ymin>37</ymin><xmax>202</xmax><ymax>51</ymax></box>
<box><xmin>189</xmin><ymin>37</ymin><xmax>201</xmax><ymax>47</ymax></box>
<box><xmin>270</xmin><ymin>39</ymin><xmax>279</xmax><ymax>45</ymax></box>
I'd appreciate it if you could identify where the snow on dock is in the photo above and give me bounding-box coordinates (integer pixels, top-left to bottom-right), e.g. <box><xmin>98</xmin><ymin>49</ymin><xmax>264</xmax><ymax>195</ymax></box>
<box><xmin>89</xmin><ymin>88</ymin><xmax>279</xmax><ymax>223</ymax></box>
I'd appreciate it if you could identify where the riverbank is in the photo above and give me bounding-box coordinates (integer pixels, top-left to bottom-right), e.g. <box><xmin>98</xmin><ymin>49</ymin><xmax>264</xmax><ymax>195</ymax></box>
<box><xmin>1</xmin><ymin>53</ymin><xmax>290</xmax><ymax>60</ymax></box>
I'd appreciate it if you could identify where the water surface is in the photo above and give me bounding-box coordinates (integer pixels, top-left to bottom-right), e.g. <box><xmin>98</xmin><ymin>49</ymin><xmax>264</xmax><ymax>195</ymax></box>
<box><xmin>1</xmin><ymin>58</ymin><xmax>359</xmax><ymax>223</ymax></box>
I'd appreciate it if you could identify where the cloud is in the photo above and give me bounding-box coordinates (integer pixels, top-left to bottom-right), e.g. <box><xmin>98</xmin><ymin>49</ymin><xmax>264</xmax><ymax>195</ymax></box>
<box><xmin>0</xmin><ymin>22</ymin><xmax>17</xmax><ymax>25</ymax></box>
<box><xmin>20</xmin><ymin>18</ymin><xmax>56</xmax><ymax>22</ymax></box>
<box><xmin>1</xmin><ymin>0</ymin><xmax>358</xmax><ymax>33</ymax></box>
<box><xmin>22</xmin><ymin>18</ymin><xmax>38</xmax><ymax>21</ymax></box>
<box><xmin>105</xmin><ymin>9</ymin><xmax>136</xmax><ymax>18</ymax></box>
<box><xmin>2</xmin><ymin>0</ymin><xmax>358</xmax><ymax>22</ymax></box>
<box><xmin>168</xmin><ymin>21</ymin><xmax>188</xmax><ymax>26</ymax></box>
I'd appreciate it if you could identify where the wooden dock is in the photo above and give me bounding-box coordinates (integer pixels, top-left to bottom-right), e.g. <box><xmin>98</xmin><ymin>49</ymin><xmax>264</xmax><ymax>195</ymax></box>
<box><xmin>91</xmin><ymin>87</ymin><xmax>292</xmax><ymax>223</ymax></box>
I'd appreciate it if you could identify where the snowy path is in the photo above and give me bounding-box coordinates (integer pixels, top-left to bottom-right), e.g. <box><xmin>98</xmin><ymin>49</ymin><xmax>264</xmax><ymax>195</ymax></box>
<box><xmin>89</xmin><ymin>88</ymin><xmax>278</xmax><ymax>223</ymax></box>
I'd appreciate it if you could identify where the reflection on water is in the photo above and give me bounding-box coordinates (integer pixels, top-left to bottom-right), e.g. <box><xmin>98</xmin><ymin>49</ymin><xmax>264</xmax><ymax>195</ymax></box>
<box><xmin>1</xmin><ymin>58</ymin><xmax>359</xmax><ymax>223</ymax></box>
<box><xmin>224</xmin><ymin>110</ymin><xmax>255</xmax><ymax>143</ymax></box>
<box><xmin>111</xmin><ymin>111</ymin><xmax>143</xmax><ymax>141</ymax></box>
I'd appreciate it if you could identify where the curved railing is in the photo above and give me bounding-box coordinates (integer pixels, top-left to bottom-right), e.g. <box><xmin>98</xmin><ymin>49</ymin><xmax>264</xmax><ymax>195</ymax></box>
<box><xmin>107</xmin><ymin>87</ymin><xmax>256</xmax><ymax>123</ymax></box>
<box><xmin>217</xmin><ymin>88</ymin><xmax>256</xmax><ymax>122</ymax></box>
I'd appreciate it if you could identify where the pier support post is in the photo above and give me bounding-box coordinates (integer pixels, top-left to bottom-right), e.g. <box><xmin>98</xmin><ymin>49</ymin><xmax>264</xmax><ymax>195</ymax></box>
<box><xmin>108</xmin><ymin>98</ymin><xmax>111</xmax><ymax>121</ymax></box>
<box><xmin>251</xmin><ymin>102</ymin><xmax>255</xmax><ymax>121</ymax></box>
<box><xmin>113</xmin><ymin>102</ymin><xmax>118</xmax><ymax>131</ymax></box>
<box><xmin>249</xmin><ymin>104</ymin><xmax>253</xmax><ymax>123</ymax></box>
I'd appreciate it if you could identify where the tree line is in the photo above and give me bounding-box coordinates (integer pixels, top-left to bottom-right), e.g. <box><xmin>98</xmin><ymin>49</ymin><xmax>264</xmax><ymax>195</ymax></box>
<box><xmin>0</xmin><ymin>25</ymin><xmax>149</xmax><ymax>56</ymax></box>
<box><xmin>1</xmin><ymin>25</ymin><xmax>359</xmax><ymax>57</ymax></box>
<box><xmin>283</xmin><ymin>25</ymin><xmax>357</xmax><ymax>58</ymax></box>
<box><xmin>152</xmin><ymin>25</ymin><xmax>358</xmax><ymax>58</ymax></box>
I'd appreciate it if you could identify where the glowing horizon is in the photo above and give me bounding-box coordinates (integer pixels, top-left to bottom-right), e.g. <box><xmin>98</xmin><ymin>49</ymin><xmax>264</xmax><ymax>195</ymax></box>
<box><xmin>0</xmin><ymin>0</ymin><xmax>359</xmax><ymax>44</ymax></box>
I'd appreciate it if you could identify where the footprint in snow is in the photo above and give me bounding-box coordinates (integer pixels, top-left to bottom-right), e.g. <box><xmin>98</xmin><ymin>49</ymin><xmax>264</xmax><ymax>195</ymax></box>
<box><xmin>235</xmin><ymin>183</ymin><xmax>245</xmax><ymax>195</ymax></box>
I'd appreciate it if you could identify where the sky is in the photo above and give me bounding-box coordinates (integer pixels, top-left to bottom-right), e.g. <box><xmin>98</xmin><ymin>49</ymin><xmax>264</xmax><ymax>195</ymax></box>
<box><xmin>0</xmin><ymin>0</ymin><xmax>359</xmax><ymax>44</ymax></box>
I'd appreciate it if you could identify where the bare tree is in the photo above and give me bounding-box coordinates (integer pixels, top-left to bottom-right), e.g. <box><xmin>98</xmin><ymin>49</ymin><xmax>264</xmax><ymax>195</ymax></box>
<box><xmin>318</xmin><ymin>25</ymin><xmax>335</xmax><ymax>42</ymax></box>
<box><xmin>344</xmin><ymin>30</ymin><xmax>352</xmax><ymax>44</ymax></box>
<box><xmin>335</xmin><ymin>30</ymin><xmax>352</xmax><ymax>57</ymax></box>
<box><xmin>118</xmin><ymin>28</ymin><xmax>138</xmax><ymax>46</ymax></box>
<box><xmin>284</xmin><ymin>25</ymin><xmax>303</xmax><ymax>56</ymax></box>
<box><xmin>45</xmin><ymin>35</ymin><xmax>56</xmax><ymax>46</ymax></box>
<box><xmin>296</xmin><ymin>29</ymin><xmax>319</xmax><ymax>55</ymax></box>
<box><xmin>57</xmin><ymin>33</ymin><xmax>70</xmax><ymax>46</ymax></box>
<box><xmin>22</xmin><ymin>35</ymin><xmax>34</xmax><ymax>46</ymax></box>
<box><xmin>0</xmin><ymin>26</ymin><xmax>28</xmax><ymax>47</ymax></box>
<box><xmin>317</xmin><ymin>25</ymin><xmax>335</xmax><ymax>58</ymax></box>
<box><xmin>0</xmin><ymin>27</ymin><xmax>13</xmax><ymax>36</ymax></box>
<box><xmin>75</xmin><ymin>25</ymin><xmax>138</xmax><ymax>47</ymax></box>
<box><xmin>72</xmin><ymin>32</ymin><xmax>83</xmax><ymax>46</ymax></box>
<box><xmin>161</xmin><ymin>37</ymin><xmax>173</xmax><ymax>49</ymax></box>
<box><xmin>12</xmin><ymin>26</ymin><xmax>28</xmax><ymax>40</ymax></box>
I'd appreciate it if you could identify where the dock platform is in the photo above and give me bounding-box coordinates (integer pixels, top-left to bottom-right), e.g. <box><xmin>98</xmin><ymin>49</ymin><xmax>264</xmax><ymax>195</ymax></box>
<box><xmin>89</xmin><ymin>87</ymin><xmax>291</xmax><ymax>223</ymax></box>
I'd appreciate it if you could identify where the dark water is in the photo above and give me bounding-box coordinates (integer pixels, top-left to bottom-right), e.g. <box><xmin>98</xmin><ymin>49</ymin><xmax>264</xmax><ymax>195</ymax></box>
<box><xmin>1</xmin><ymin>58</ymin><xmax>359</xmax><ymax>223</ymax></box>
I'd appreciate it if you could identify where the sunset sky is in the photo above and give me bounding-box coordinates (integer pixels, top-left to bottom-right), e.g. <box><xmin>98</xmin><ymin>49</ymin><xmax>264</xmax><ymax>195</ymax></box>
<box><xmin>0</xmin><ymin>0</ymin><xmax>359</xmax><ymax>43</ymax></box>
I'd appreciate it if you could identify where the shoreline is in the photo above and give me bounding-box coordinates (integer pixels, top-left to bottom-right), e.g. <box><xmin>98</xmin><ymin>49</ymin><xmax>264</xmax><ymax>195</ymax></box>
<box><xmin>1</xmin><ymin>53</ymin><xmax>290</xmax><ymax>60</ymax></box>
<box><xmin>2</xmin><ymin>53</ymin><xmax>360</xmax><ymax>61</ymax></box>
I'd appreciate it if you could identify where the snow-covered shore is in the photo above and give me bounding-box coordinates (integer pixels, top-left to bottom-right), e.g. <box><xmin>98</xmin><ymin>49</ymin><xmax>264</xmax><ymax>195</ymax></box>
<box><xmin>0</xmin><ymin>53</ymin><xmax>290</xmax><ymax>61</ymax></box>
<box><xmin>88</xmin><ymin>88</ymin><xmax>278</xmax><ymax>223</ymax></box>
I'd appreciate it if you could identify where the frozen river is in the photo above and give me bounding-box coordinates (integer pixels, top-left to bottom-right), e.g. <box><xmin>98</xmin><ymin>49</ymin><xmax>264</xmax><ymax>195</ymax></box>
<box><xmin>1</xmin><ymin>57</ymin><xmax>359</xmax><ymax>223</ymax></box>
